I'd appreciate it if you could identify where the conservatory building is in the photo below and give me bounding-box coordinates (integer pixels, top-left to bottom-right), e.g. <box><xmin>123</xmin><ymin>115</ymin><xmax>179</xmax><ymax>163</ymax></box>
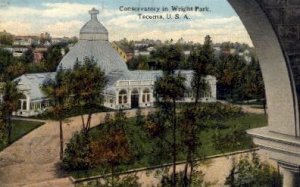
<box><xmin>13</xmin><ymin>8</ymin><xmax>217</xmax><ymax>117</ymax></box>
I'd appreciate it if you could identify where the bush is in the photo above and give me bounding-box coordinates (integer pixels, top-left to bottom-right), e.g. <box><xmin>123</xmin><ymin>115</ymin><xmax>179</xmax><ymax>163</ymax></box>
<box><xmin>225</xmin><ymin>153</ymin><xmax>282</xmax><ymax>187</ymax></box>
<box><xmin>62</xmin><ymin>132</ymin><xmax>93</xmax><ymax>171</ymax></box>
<box><xmin>99</xmin><ymin>174</ymin><xmax>141</xmax><ymax>187</ymax></box>
<box><xmin>0</xmin><ymin>121</ymin><xmax>7</xmax><ymax>147</ymax></box>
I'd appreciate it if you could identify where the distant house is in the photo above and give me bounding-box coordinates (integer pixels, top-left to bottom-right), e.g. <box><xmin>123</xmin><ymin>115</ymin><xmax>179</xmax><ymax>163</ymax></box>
<box><xmin>33</xmin><ymin>48</ymin><xmax>47</xmax><ymax>64</ymax></box>
<box><xmin>147</xmin><ymin>47</ymin><xmax>155</xmax><ymax>52</ymax></box>
<box><xmin>112</xmin><ymin>42</ymin><xmax>127</xmax><ymax>61</ymax></box>
<box><xmin>214</xmin><ymin>47</ymin><xmax>222</xmax><ymax>57</ymax></box>
<box><xmin>13</xmin><ymin>47</ymin><xmax>28</xmax><ymax>57</ymax></box>
<box><xmin>222</xmin><ymin>48</ymin><xmax>237</xmax><ymax>56</ymax></box>
<box><xmin>238</xmin><ymin>49</ymin><xmax>252</xmax><ymax>64</ymax></box>
<box><xmin>184</xmin><ymin>51</ymin><xmax>191</xmax><ymax>56</ymax></box>
<box><xmin>134</xmin><ymin>42</ymin><xmax>149</xmax><ymax>48</ymax></box>
<box><xmin>43</xmin><ymin>41</ymin><xmax>51</xmax><ymax>48</ymax></box>
<box><xmin>134</xmin><ymin>50</ymin><xmax>150</xmax><ymax>57</ymax></box>
<box><xmin>51</xmin><ymin>38</ymin><xmax>64</xmax><ymax>44</ymax></box>
<box><xmin>111</xmin><ymin>42</ymin><xmax>133</xmax><ymax>62</ymax></box>
<box><xmin>13</xmin><ymin>36</ymin><xmax>39</xmax><ymax>47</ymax></box>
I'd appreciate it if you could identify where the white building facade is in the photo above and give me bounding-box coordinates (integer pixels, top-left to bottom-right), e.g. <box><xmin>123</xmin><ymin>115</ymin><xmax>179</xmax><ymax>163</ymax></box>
<box><xmin>14</xmin><ymin>8</ymin><xmax>217</xmax><ymax>117</ymax></box>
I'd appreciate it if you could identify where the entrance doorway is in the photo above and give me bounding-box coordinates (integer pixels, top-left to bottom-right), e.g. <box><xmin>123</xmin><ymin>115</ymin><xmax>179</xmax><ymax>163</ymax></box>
<box><xmin>131</xmin><ymin>89</ymin><xmax>139</xmax><ymax>108</ymax></box>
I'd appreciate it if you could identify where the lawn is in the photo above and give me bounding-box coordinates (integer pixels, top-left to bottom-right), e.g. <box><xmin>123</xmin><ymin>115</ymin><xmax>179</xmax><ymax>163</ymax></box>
<box><xmin>0</xmin><ymin>120</ymin><xmax>44</xmax><ymax>151</ymax></box>
<box><xmin>33</xmin><ymin>105</ymin><xmax>112</xmax><ymax>120</ymax></box>
<box><xmin>70</xmin><ymin>113</ymin><xmax>267</xmax><ymax>179</ymax></box>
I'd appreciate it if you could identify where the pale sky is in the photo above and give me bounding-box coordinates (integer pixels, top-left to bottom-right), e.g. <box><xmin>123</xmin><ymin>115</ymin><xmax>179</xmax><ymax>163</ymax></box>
<box><xmin>0</xmin><ymin>0</ymin><xmax>253</xmax><ymax>45</ymax></box>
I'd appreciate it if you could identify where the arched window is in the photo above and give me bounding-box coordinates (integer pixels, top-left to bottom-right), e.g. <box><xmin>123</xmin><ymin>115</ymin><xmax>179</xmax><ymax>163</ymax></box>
<box><xmin>119</xmin><ymin>90</ymin><xmax>127</xmax><ymax>104</ymax></box>
<box><xmin>142</xmin><ymin>88</ymin><xmax>151</xmax><ymax>103</ymax></box>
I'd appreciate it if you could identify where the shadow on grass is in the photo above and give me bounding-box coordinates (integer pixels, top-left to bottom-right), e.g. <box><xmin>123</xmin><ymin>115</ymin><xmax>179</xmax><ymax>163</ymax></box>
<box><xmin>0</xmin><ymin>120</ymin><xmax>44</xmax><ymax>151</ymax></box>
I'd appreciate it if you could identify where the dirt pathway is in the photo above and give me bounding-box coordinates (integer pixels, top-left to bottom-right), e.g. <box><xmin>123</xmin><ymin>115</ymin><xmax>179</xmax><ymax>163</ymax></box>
<box><xmin>0</xmin><ymin>109</ymin><xmax>153</xmax><ymax>187</ymax></box>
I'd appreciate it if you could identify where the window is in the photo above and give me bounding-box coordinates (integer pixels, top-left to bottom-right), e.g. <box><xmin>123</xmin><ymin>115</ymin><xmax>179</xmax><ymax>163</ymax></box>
<box><xmin>142</xmin><ymin>88</ymin><xmax>151</xmax><ymax>103</ymax></box>
<box><xmin>22</xmin><ymin>101</ymin><xmax>27</xmax><ymax>110</ymax></box>
<box><xmin>118</xmin><ymin>90</ymin><xmax>128</xmax><ymax>104</ymax></box>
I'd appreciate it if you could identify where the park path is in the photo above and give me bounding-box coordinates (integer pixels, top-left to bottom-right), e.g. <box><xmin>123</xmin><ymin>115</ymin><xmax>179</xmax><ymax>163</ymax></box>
<box><xmin>218</xmin><ymin>100</ymin><xmax>266</xmax><ymax>114</ymax></box>
<box><xmin>0</xmin><ymin>104</ymin><xmax>265</xmax><ymax>187</ymax></box>
<box><xmin>0</xmin><ymin>109</ymin><xmax>153</xmax><ymax>187</ymax></box>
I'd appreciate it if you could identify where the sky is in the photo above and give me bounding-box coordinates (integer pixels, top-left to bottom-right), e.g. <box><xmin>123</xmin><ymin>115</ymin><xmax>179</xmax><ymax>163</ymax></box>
<box><xmin>0</xmin><ymin>0</ymin><xmax>253</xmax><ymax>45</ymax></box>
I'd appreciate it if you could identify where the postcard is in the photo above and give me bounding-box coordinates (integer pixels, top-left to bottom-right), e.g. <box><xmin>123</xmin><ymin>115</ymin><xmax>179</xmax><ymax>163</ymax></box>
<box><xmin>0</xmin><ymin>0</ymin><xmax>297</xmax><ymax>186</ymax></box>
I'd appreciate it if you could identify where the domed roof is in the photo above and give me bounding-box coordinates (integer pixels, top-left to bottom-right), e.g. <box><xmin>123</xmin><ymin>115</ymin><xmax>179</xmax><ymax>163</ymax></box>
<box><xmin>79</xmin><ymin>8</ymin><xmax>108</xmax><ymax>41</ymax></box>
<box><xmin>58</xmin><ymin>40</ymin><xmax>129</xmax><ymax>74</ymax></box>
<box><xmin>57</xmin><ymin>8</ymin><xmax>129</xmax><ymax>75</ymax></box>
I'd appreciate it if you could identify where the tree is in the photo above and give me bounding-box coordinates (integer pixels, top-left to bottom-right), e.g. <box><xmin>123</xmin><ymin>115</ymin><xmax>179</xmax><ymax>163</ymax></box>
<box><xmin>42</xmin><ymin>68</ymin><xmax>71</xmax><ymax>160</ymax></box>
<box><xmin>0</xmin><ymin>119</ymin><xmax>7</xmax><ymax>147</ymax></box>
<box><xmin>116</xmin><ymin>38</ymin><xmax>134</xmax><ymax>52</ymax></box>
<box><xmin>40</xmin><ymin>32</ymin><xmax>51</xmax><ymax>44</ymax></box>
<box><xmin>91</xmin><ymin>111</ymin><xmax>131</xmax><ymax>187</ymax></box>
<box><xmin>0</xmin><ymin>49</ymin><xmax>14</xmax><ymax>79</ymax></box>
<box><xmin>62</xmin><ymin>131</ymin><xmax>93</xmax><ymax>171</ymax></box>
<box><xmin>150</xmin><ymin>44</ymin><xmax>184</xmax><ymax>74</ymax></box>
<box><xmin>225</xmin><ymin>153</ymin><xmax>282</xmax><ymax>187</ymax></box>
<box><xmin>180</xmin><ymin>107</ymin><xmax>199</xmax><ymax>186</ymax></box>
<box><xmin>190</xmin><ymin>35</ymin><xmax>214</xmax><ymax>104</ymax></box>
<box><xmin>0</xmin><ymin>81</ymin><xmax>23</xmax><ymax>144</ymax></box>
<box><xmin>0</xmin><ymin>31</ymin><xmax>13</xmax><ymax>46</ymax></box>
<box><xmin>242</xmin><ymin>58</ymin><xmax>266</xmax><ymax>112</ymax></box>
<box><xmin>44</xmin><ymin>46</ymin><xmax>63</xmax><ymax>71</ymax></box>
<box><xmin>179</xmin><ymin>35</ymin><xmax>214</xmax><ymax>185</ymax></box>
<box><xmin>154</xmin><ymin>44</ymin><xmax>186</xmax><ymax>186</ymax></box>
<box><xmin>21</xmin><ymin>48</ymin><xmax>34</xmax><ymax>64</ymax></box>
<box><xmin>68</xmin><ymin>56</ymin><xmax>107</xmax><ymax>133</ymax></box>
<box><xmin>143</xmin><ymin>109</ymin><xmax>171</xmax><ymax>166</ymax></box>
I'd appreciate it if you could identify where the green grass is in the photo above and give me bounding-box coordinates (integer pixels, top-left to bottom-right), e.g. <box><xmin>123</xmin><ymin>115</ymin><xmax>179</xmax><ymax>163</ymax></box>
<box><xmin>33</xmin><ymin>105</ymin><xmax>113</xmax><ymax>120</ymax></box>
<box><xmin>199</xmin><ymin>114</ymin><xmax>267</xmax><ymax>156</ymax></box>
<box><xmin>0</xmin><ymin>120</ymin><xmax>44</xmax><ymax>151</ymax></box>
<box><xmin>70</xmin><ymin>113</ymin><xmax>267</xmax><ymax>179</ymax></box>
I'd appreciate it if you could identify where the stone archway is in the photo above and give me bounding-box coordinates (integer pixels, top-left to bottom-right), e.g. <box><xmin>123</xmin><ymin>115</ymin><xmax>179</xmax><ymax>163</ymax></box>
<box><xmin>227</xmin><ymin>0</ymin><xmax>300</xmax><ymax>186</ymax></box>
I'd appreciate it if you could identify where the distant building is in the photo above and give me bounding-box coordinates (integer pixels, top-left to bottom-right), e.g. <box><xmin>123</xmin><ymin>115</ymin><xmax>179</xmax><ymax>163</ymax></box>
<box><xmin>214</xmin><ymin>47</ymin><xmax>222</xmax><ymax>56</ymax></box>
<box><xmin>13</xmin><ymin>47</ymin><xmax>28</xmax><ymax>57</ymax></box>
<box><xmin>13</xmin><ymin>73</ymin><xmax>54</xmax><ymax>116</ymax></box>
<box><xmin>134</xmin><ymin>42</ymin><xmax>149</xmax><ymax>48</ymax></box>
<box><xmin>134</xmin><ymin>50</ymin><xmax>151</xmax><ymax>57</ymax></box>
<box><xmin>111</xmin><ymin>42</ymin><xmax>133</xmax><ymax>62</ymax></box>
<box><xmin>33</xmin><ymin>48</ymin><xmax>47</xmax><ymax>64</ymax></box>
<box><xmin>147</xmin><ymin>47</ymin><xmax>155</xmax><ymax>52</ymax></box>
<box><xmin>51</xmin><ymin>38</ymin><xmax>65</xmax><ymax>44</ymax></box>
<box><xmin>238</xmin><ymin>49</ymin><xmax>252</xmax><ymax>64</ymax></box>
<box><xmin>184</xmin><ymin>51</ymin><xmax>191</xmax><ymax>56</ymax></box>
<box><xmin>43</xmin><ymin>41</ymin><xmax>51</xmax><ymax>48</ymax></box>
<box><xmin>13</xmin><ymin>36</ymin><xmax>39</xmax><ymax>46</ymax></box>
<box><xmin>13</xmin><ymin>8</ymin><xmax>217</xmax><ymax>117</ymax></box>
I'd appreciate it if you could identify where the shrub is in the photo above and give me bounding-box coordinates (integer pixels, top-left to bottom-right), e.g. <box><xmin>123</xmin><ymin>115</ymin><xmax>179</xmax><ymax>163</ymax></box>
<box><xmin>225</xmin><ymin>153</ymin><xmax>282</xmax><ymax>187</ymax></box>
<box><xmin>99</xmin><ymin>174</ymin><xmax>141</xmax><ymax>187</ymax></box>
<box><xmin>62</xmin><ymin>132</ymin><xmax>93</xmax><ymax>171</ymax></box>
